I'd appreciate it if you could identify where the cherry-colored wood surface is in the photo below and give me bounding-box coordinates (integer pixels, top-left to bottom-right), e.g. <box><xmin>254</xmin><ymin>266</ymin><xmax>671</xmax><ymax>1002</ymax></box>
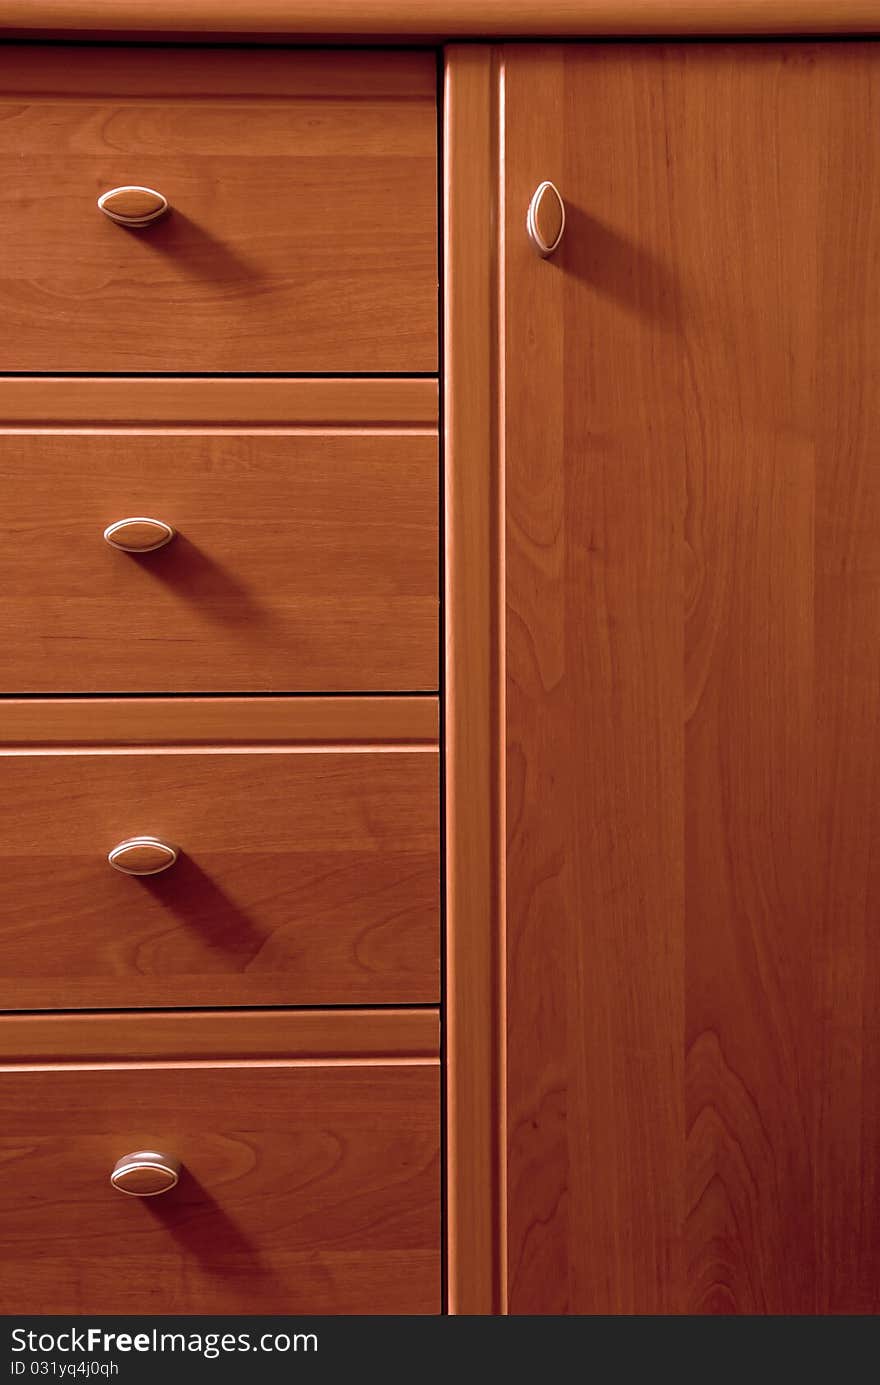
<box><xmin>0</xmin><ymin>747</ymin><xmax>438</xmax><ymax>1008</ymax></box>
<box><xmin>0</xmin><ymin>1053</ymin><xmax>440</xmax><ymax>1313</ymax></box>
<box><xmin>443</xmin><ymin>46</ymin><xmax>506</xmax><ymax>1317</ymax></box>
<box><xmin>0</xmin><ymin>45</ymin><xmax>437</xmax><ymax>373</ymax></box>
<box><xmin>0</xmin><ymin>1008</ymin><xmax>440</xmax><ymax>1062</ymax></box>
<box><xmin>0</xmin><ymin>377</ymin><xmax>438</xmax><ymax>427</ymax></box>
<box><xmin>0</xmin><ymin>424</ymin><xmax>438</xmax><ymax>693</ymax></box>
<box><xmin>501</xmin><ymin>42</ymin><xmax>880</xmax><ymax>1314</ymax></box>
<box><xmin>0</xmin><ymin>696</ymin><xmax>439</xmax><ymax>745</ymax></box>
<box><xmin>814</xmin><ymin>44</ymin><xmax>880</xmax><ymax>1315</ymax></box>
<box><xmin>2</xmin><ymin>1</ymin><xmax>875</xmax><ymax>38</ymax></box>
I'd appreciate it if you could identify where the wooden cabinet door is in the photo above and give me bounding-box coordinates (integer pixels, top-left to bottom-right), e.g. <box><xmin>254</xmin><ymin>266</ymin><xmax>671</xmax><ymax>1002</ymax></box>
<box><xmin>500</xmin><ymin>41</ymin><xmax>880</xmax><ymax>1314</ymax></box>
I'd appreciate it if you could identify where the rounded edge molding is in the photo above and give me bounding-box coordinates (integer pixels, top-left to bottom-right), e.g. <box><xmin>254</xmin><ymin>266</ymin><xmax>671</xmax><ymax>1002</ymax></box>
<box><xmin>2</xmin><ymin>2</ymin><xmax>876</xmax><ymax>38</ymax></box>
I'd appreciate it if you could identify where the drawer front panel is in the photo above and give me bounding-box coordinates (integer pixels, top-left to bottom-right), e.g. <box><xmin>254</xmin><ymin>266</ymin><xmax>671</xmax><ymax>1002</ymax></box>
<box><xmin>0</xmin><ymin>1050</ymin><xmax>440</xmax><ymax>1314</ymax></box>
<box><xmin>0</xmin><ymin>746</ymin><xmax>439</xmax><ymax>1009</ymax></box>
<box><xmin>0</xmin><ymin>46</ymin><xmax>438</xmax><ymax>373</ymax></box>
<box><xmin>0</xmin><ymin>424</ymin><xmax>438</xmax><ymax>693</ymax></box>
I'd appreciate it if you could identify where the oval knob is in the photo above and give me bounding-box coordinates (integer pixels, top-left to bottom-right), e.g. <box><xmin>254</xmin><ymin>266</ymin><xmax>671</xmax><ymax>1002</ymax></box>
<box><xmin>111</xmin><ymin>1151</ymin><xmax>181</xmax><ymax>1197</ymax></box>
<box><xmin>108</xmin><ymin>836</ymin><xmax>178</xmax><ymax>876</ymax></box>
<box><xmin>103</xmin><ymin>518</ymin><xmax>175</xmax><ymax>553</ymax></box>
<box><xmin>98</xmin><ymin>186</ymin><xmax>168</xmax><ymax>227</ymax></box>
<box><xmin>527</xmin><ymin>180</ymin><xmax>565</xmax><ymax>257</ymax></box>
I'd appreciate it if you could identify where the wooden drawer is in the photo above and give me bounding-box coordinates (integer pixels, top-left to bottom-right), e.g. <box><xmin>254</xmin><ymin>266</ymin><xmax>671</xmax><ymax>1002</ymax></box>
<box><xmin>0</xmin><ymin>379</ymin><xmax>438</xmax><ymax>693</ymax></box>
<box><xmin>0</xmin><ymin>45</ymin><xmax>437</xmax><ymax>373</ymax></box>
<box><xmin>0</xmin><ymin>699</ymin><xmax>439</xmax><ymax>1009</ymax></box>
<box><xmin>0</xmin><ymin>1010</ymin><xmax>440</xmax><ymax>1314</ymax></box>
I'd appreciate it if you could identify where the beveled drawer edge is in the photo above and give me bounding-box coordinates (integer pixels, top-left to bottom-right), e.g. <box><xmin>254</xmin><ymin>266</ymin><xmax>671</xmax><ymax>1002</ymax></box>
<box><xmin>0</xmin><ymin>697</ymin><xmax>439</xmax><ymax>746</ymax></box>
<box><xmin>0</xmin><ymin>378</ymin><xmax>439</xmax><ymax>428</ymax></box>
<box><xmin>0</xmin><ymin>1008</ymin><xmax>441</xmax><ymax>1063</ymax></box>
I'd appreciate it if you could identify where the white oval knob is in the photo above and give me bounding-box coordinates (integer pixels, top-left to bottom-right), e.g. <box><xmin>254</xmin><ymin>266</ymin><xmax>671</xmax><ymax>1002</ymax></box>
<box><xmin>98</xmin><ymin>186</ymin><xmax>168</xmax><ymax>227</ymax></box>
<box><xmin>527</xmin><ymin>181</ymin><xmax>565</xmax><ymax>257</ymax></box>
<box><xmin>103</xmin><ymin>518</ymin><xmax>175</xmax><ymax>553</ymax></box>
<box><xmin>111</xmin><ymin>1151</ymin><xmax>181</xmax><ymax>1197</ymax></box>
<box><xmin>108</xmin><ymin>837</ymin><xmax>178</xmax><ymax>876</ymax></box>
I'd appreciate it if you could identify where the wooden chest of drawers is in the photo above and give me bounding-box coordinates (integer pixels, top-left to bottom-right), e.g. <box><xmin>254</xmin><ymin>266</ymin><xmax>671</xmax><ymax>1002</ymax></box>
<box><xmin>0</xmin><ymin>39</ymin><xmax>441</xmax><ymax>1317</ymax></box>
<box><xmin>12</xmin><ymin>5</ymin><xmax>880</xmax><ymax>1324</ymax></box>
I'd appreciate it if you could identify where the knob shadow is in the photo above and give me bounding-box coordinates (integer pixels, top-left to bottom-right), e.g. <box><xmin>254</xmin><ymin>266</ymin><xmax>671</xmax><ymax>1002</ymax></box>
<box><xmin>128</xmin><ymin>536</ymin><xmax>282</xmax><ymax>633</ymax></box>
<box><xmin>142</xmin><ymin>1166</ymin><xmax>288</xmax><ymax>1295</ymax></box>
<box><xmin>138</xmin><ymin>854</ymin><xmax>269</xmax><ymax>969</ymax></box>
<box><xmin>119</xmin><ymin>208</ymin><xmax>262</xmax><ymax>284</ymax></box>
<box><xmin>557</xmin><ymin>202</ymin><xmax>685</xmax><ymax>330</ymax></box>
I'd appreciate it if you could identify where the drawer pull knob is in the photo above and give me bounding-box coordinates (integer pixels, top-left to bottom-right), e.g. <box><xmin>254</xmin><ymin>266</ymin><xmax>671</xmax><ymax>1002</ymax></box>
<box><xmin>111</xmin><ymin>1151</ymin><xmax>181</xmax><ymax>1197</ymax></box>
<box><xmin>98</xmin><ymin>186</ymin><xmax>168</xmax><ymax>228</ymax></box>
<box><xmin>108</xmin><ymin>836</ymin><xmax>178</xmax><ymax>876</ymax></box>
<box><xmin>527</xmin><ymin>181</ymin><xmax>565</xmax><ymax>257</ymax></box>
<box><xmin>103</xmin><ymin>517</ymin><xmax>175</xmax><ymax>553</ymax></box>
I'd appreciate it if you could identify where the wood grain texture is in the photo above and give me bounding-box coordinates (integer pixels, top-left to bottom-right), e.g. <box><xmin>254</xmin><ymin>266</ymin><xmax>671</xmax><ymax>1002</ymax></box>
<box><xmin>676</xmin><ymin>48</ymin><xmax>817</xmax><ymax>1314</ymax></box>
<box><xmin>0</xmin><ymin>377</ymin><xmax>438</xmax><ymax>427</ymax></box>
<box><xmin>0</xmin><ymin>1008</ymin><xmax>440</xmax><ymax>1062</ymax></box>
<box><xmin>0</xmin><ymin>45</ymin><xmax>437</xmax><ymax>373</ymax></box>
<box><xmin>0</xmin><ymin>427</ymin><xmax>438</xmax><ymax>692</ymax></box>
<box><xmin>0</xmin><ymin>747</ymin><xmax>439</xmax><ymax>1008</ymax></box>
<box><xmin>444</xmin><ymin>46</ymin><xmax>505</xmax><ymax>1316</ymax></box>
<box><xmin>814</xmin><ymin>45</ymin><xmax>880</xmax><ymax>1315</ymax></box>
<box><xmin>501</xmin><ymin>41</ymin><xmax>880</xmax><ymax>1315</ymax></box>
<box><xmin>1</xmin><ymin>1</ymin><xmax>876</xmax><ymax>37</ymax></box>
<box><xmin>0</xmin><ymin>1058</ymin><xmax>440</xmax><ymax>1313</ymax></box>
<box><xmin>504</xmin><ymin>44</ymin><xmax>684</xmax><ymax>1316</ymax></box>
<box><xmin>0</xmin><ymin>697</ymin><xmax>439</xmax><ymax>745</ymax></box>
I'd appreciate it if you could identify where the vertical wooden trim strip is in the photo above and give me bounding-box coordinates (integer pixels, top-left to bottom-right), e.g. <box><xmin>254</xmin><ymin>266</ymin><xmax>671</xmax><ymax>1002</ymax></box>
<box><xmin>444</xmin><ymin>43</ymin><xmax>506</xmax><ymax>1315</ymax></box>
<box><xmin>496</xmin><ymin>58</ymin><xmax>509</xmax><ymax>1314</ymax></box>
